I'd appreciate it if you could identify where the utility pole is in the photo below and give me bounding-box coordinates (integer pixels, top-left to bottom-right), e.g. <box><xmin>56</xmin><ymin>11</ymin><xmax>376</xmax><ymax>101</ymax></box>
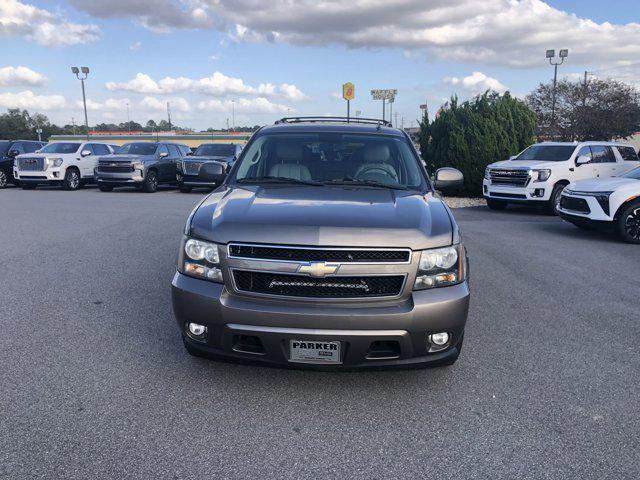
<box><xmin>71</xmin><ymin>117</ymin><xmax>76</xmax><ymax>136</ymax></box>
<box><xmin>71</xmin><ymin>66</ymin><xmax>90</xmax><ymax>140</ymax></box>
<box><xmin>167</xmin><ymin>102</ymin><xmax>172</xmax><ymax>131</ymax></box>
<box><xmin>126</xmin><ymin>102</ymin><xmax>130</xmax><ymax>133</ymax></box>
<box><xmin>233</xmin><ymin>101</ymin><xmax>237</xmax><ymax>131</ymax></box>
<box><xmin>546</xmin><ymin>49</ymin><xmax>568</xmax><ymax>138</ymax></box>
<box><xmin>582</xmin><ymin>71</ymin><xmax>593</xmax><ymax>107</ymax></box>
<box><xmin>394</xmin><ymin>112</ymin><xmax>399</xmax><ymax>128</ymax></box>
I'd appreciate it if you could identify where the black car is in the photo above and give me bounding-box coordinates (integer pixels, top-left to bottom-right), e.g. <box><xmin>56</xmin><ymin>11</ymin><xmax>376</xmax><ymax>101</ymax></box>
<box><xmin>95</xmin><ymin>142</ymin><xmax>185</xmax><ymax>193</ymax></box>
<box><xmin>0</xmin><ymin>140</ymin><xmax>46</xmax><ymax>187</ymax></box>
<box><xmin>177</xmin><ymin>143</ymin><xmax>242</xmax><ymax>193</ymax></box>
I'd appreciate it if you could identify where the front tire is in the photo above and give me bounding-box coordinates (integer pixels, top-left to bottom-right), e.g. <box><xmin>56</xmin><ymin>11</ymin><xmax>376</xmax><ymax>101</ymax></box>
<box><xmin>63</xmin><ymin>168</ymin><xmax>81</xmax><ymax>191</ymax></box>
<box><xmin>617</xmin><ymin>201</ymin><xmax>640</xmax><ymax>244</ymax></box>
<box><xmin>486</xmin><ymin>199</ymin><xmax>507</xmax><ymax>210</ymax></box>
<box><xmin>547</xmin><ymin>183</ymin><xmax>566</xmax><ymax>215</ymax></box>
<box><xmin>143</xmin><ymin>170</ymin><xmax>158</xmax><ymax>193</ymax></box>
<box><xmin>0</xmin><ymin>169</ymin><xmax>8</xmax><ymax>188</ymax></box>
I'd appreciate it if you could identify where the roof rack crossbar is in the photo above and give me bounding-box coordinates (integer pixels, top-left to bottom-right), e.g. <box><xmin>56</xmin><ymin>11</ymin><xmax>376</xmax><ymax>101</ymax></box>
<box><xmin>275</xmin><ymin>116</ymin><xmax>393</xmax><ymax>127</ymax></box>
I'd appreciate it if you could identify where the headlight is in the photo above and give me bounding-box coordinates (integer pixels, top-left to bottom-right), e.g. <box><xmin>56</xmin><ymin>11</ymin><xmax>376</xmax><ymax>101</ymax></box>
<box><xmin>46</xmin><ymin>157</ymin><xmax>63</xmax><ymax>168</ymax></box>
<box><xmin>179</xmin><ymin>237</ymin><xmax>223</xmax><ymax>282</ymax></box>
<box><xmin>533</xmin><ymin>169</ymin><xmax>551</xmax><ymax>182</ymax></box>
<box><xmin>484</xmin><ymin>167</ymin><xmax>491</xmax><ymax>180</ymax></box>
<box><xmin>414</xmin><ymin>244</ymin><xmax>467</xmax><ymax>290</ymax></box>
<box><xmin>567</xmin><ymin>190</ymin><xmax>613</xmax><ymax>215</ymax></box>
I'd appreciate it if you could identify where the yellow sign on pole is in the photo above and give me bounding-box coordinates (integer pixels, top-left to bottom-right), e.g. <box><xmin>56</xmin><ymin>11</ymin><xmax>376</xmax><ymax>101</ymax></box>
<box><xmin>343</xmin><ymin>82</ymin><xmax>355</xmax><ymax>101</ymax></box>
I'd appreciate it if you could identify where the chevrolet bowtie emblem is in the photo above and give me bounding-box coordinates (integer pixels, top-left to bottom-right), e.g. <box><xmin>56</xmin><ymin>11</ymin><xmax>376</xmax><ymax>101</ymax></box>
<box><xmin>297</xmin><ymin>262</ymin><xmax>339</xmax><ymax>278</ymax></box>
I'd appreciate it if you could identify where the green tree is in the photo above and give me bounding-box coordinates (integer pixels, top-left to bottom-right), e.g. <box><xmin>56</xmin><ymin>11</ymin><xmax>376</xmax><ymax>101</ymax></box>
<box><xmin>420</xmin><ymin>92</ymin><xmax>536</xmax><ymax>196</ymax></box>
<box><xmin>526</xmin><ymin>78</ymin><xmax>640</xmax><ymax>141</ymax></box>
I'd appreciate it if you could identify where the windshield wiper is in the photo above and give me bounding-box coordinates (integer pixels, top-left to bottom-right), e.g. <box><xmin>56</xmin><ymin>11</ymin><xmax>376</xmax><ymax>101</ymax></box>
<box><xmin>236</xmin><ymin>176</ymin><xmax>323</xmax><ymax>186</ymax></box>
<box><xmin>322</xmin><ymin>178</ymin><xmax>409</xmax><ymax>190</ymax></box>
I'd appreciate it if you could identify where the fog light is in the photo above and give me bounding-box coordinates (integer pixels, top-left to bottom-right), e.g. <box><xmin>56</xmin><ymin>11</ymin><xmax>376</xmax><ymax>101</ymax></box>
<box><xmin>429</xmin><ymin>332</ymin><xmax>450</xmax><ymax>346</ymax></box>
<box><xmin>188</xmin><ymin>323</ymin><xmax>206</xmax><ymax>336</ymax></box>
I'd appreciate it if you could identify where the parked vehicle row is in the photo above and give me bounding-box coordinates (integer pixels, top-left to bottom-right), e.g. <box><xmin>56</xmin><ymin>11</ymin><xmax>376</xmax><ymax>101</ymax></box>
<box><xmin>484</xmin><ymin>141</ymin><xmax>640</xmax><ymax>242</ymax></box>
<box><xmin>3</xmin><ymin>140</ymin><xmax>241</xmax><ymax>192</ymax></box>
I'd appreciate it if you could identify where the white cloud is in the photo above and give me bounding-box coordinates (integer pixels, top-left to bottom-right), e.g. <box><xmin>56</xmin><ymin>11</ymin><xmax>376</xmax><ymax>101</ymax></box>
<box><xmin>197</xmin><ymin>97</ymin><xmax>291</xmax><ymax>114</ymax></box>
<box><xmin>0</xmin><ymin>66</ymin><xmax>47</xmax><ymax>87</ymax></box>
<box><xmin>445</xmin><ymin>71</ymin><xmax>508</xmax><ymax>94</ymax></box>
<box><xmin>78</xmin><ymin>98</ymin><xmax>131</xmax><ymax>111</ymax></box>
<box><xmin>140</xmin><ymin>96</ymin><xmax>191</xmax><ymax>112</ymax></box>
<box><xmin>129</xmin><ymin>41</ymin><xmax>141</xmax><ymax>51</ymax></box>
<box><xmin>106</xmin><ymin>73</ymin><xmax>161</xmax><ymax>94</ymax></box>
<box><xmin>106</xmin><ymin>71</ymin><xmax>307</xmax><ymax>101</ymax></box>
<box><xmin>0</xmin><ymin>90</ymin><xmax>65</xmax><ymax>110</ymax></box>
<box><xmin>0</xmin><ymin>0</ymin><xmax>100</xmax><ymax>46</ymax></box>
<box><xmin>69</xmin><ymin>0</ymin><xmax>640</xmax><ymax>68</ymax></box>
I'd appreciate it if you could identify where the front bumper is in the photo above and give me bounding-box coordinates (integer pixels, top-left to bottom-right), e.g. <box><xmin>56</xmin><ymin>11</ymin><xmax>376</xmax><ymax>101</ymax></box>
<box><xmin>177</xmin><ymin>174</ymin><xmax>217</xmax><ymax>188</ymax></box>
<box><xmin>96</xmin><ymin>169</ymin><xmax>145</xmax><ymax>187</ymax></box>
<box><xmin>482</xmin><ymin>178</ymin><xmax>551</xmax><ymax>203</ymax></box>
<box><xmin>14</xmin><ymin>168</ymin><xmax>63</xmax><ymax>184</ymax></box>
<box><xmin>171</xmin><ymin>272</ymin><xmax>470</xmax><ymax>369</ymax></box>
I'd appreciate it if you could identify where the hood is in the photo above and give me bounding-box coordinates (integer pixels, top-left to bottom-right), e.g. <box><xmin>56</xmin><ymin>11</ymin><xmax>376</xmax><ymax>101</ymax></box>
<box><xmin>186</xmin><ymin>155</ymin><xmax>231</xmax><ymax>162</ymax></box>
<box><xmin>189</xmin><ymin>186</ymin><xmax>454</xmax><ymax>250</ymax></box>
<box><xmin>570</xmin><ymin>177</ymin><xmax>639</xmax><ymax>192</ymax></box>
<box><xmin>490</xmin><ymin>159</ymin><xmax>562</xmax><ymax>169</ymax></box>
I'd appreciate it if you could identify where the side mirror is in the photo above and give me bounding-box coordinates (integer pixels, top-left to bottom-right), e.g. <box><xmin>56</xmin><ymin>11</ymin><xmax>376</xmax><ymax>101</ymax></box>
<box><xmin>81</xmin><ymin>149</ymin><xmax>92</xmax><ymax>157</ymax></box>
<box><xmin>159</xmin><ymin>151</ymin><xmax>169</xmax><ymax>158</ymax></box>
<box><xmin>576</xmin><ymin>155</ymin><xmax>590</xmax><ymax>166</ymax></box>
<box><xmin>8</xmin><ymin>149</ymin><xmax>20</xmax><ymax>157</ymax></box>
<box><xmin>199</xmin><ymin>162</ymin><xmax>226</xmax><ymax>184</ymax></box>
<box><xmin>434</xmin><ymin>167</ymin><xmax>464</xmax><ymax>191</ymax></box>
<box><xmin>509</xmin><ymin>155</ymin><xmax>517</xmax><ymax>160</ymax></box>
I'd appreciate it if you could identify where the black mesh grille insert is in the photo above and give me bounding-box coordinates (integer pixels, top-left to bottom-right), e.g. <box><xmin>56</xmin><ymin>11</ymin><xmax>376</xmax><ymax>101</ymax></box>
<box><xmin>229</xmin><ymin>245</ymin><xmax>409</xmax><ymax>263</ymax></box>
<box><xmin>560</xmin><ymin>196</ymin><xmax>590</xmax><ymax>213</ymax></box>
<box><xmin>233</xmin><ymin>271</ymin><xmax>405</xmax><ymax>298</ymax></box>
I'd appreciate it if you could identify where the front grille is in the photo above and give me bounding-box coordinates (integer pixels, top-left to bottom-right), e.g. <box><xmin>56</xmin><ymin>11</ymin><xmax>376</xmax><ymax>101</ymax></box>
<box><xmin>228</xmin><ymin>244</ymin><xmax>410</xmax><ymax>263</ymax></box>
<box><xmin>18</xmin><ymin>157</ymin><xmax>45</xmax><ymax>171</ymax></box>
<box><xmin>489</xmin><ymin>169</ymin><xmax>530</xmax><ymax>187</ymax></box>
<box><xmin>184</xmin><ymin>161</ymin><xmax>203</xmax><ymax>175</ymax></box>
<box><xmin>97</xmin><ymin>162</ymin><xmax>134</xmax><ymax>173</ymax></box>
<box><xmin>233</xmin><ymin>270</ymin><xmax>405</xmax><ymax>298</ymax></box>
<box><xmin>490</xmin><ymin>192</ymin><xmax>527</xmax><ymax>199</ymax></box>
<box><xmin>560</xmin><ymin>196</ymin><xmax>590</xmax><ymax>214</ymax></box>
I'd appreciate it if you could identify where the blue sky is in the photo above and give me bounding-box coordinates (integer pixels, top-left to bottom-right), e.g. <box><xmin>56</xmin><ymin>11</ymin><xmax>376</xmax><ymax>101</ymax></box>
<box><xmin>1</xmin><ymin>0</ymin><xmax>639</xmax><ymax>130</ymax></box>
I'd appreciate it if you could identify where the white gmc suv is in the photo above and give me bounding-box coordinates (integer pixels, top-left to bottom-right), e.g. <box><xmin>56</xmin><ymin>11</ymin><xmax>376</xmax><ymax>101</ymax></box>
<box><xmin>14</xmin><ymin>141</ymin><xmax>116</xmax><ymax>190</ymax></box>
<box><xmin>483</xmin><ymin>142</ymin><xmax>639</xmax><ymax>214</ymax></box>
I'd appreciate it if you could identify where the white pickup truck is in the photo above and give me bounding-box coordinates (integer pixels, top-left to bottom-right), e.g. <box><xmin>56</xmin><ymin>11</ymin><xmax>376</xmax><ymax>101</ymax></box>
<box><xmin>14</xmin><ymin>141</ymin><xmax>116</xmax><ymax>190</ymax></box>
<box><xmin>483</xmin><ymin>142</ymin><xmax>639</xmax><ymax>214</ymax></box>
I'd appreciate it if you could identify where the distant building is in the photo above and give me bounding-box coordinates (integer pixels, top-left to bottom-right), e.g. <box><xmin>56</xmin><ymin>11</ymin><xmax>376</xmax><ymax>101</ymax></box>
<box><xmin>49</xmin><ymin>131</ymin><xmax>252</xmax><ymax>147</ymax></box>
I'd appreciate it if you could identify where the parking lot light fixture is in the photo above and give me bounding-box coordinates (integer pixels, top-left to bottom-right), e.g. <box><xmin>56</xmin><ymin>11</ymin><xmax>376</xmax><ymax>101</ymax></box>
<box><xmin>547</xmin><ymin>49</ymin><xmax>568</xmax><ymax>139</ymax></box>
<box><xmin>71</xmin><ymin>66</ymin><xmax>90</xmax><ymax>140</ymax></box>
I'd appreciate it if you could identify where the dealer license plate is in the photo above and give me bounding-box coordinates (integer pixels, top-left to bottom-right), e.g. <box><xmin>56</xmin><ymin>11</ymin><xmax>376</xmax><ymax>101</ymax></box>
<box><xmin>289</xmin><ymin>339</ymin><xmax>341</xmax><ymax>364</ymax></box>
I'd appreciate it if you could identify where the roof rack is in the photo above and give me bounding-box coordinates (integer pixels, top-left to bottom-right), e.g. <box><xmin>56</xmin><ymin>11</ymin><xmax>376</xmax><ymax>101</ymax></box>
<box><xmin>274</xmin><ymin>116</ymin><xmax>393</xmax><ymax>127</ymax></box>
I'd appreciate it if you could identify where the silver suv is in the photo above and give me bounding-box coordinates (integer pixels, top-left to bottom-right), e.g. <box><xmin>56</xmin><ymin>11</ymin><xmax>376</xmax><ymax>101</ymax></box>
<box><xmin>171</xmin><ymin>117</ymin><xmax>470</xmax><ymax>369</ymax></box>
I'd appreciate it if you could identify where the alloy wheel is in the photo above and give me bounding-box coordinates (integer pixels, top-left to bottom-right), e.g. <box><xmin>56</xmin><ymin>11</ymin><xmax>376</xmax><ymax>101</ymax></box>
<box><xmin>625</xmin><ymin>208</ymin><xmax>640</xmax><ymax>240</ymax></box>
<box><xmin>70</xmin><ymin>171</ymin><xmax>79</xmax><ymax>189</ymax></box>
<box><xmin>0</xmin><ymin>170</ymin><xmax>7</xmax><ymax>188</ymax></box>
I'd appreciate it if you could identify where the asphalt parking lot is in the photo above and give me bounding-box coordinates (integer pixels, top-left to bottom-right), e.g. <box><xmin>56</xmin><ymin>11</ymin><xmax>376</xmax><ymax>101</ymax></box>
<box><xmin>1</xmin><ymin>186</ymin><xmax>638</xmax><ymax>480</ymax></box>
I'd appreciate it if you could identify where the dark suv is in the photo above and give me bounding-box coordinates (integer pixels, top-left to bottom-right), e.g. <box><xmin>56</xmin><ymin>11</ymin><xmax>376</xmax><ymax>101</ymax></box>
<box><xmin>95</xmin><ymin>142</ymin><xmax>185</xmax><ymax>193</ymax></box>
<box><xmin>177</xmin><ymin>143</ymin><xmax>242</xmax><ymax>193</ymax></box>
<box><xmin>0</xmin><ymin>140</ymin><xmax>46</xmax><ymax>188</ymax></box>
<box><xmin>171</xmin><ymin>117</ymin><xmax>469</xmax><ymax>369</ymax></box>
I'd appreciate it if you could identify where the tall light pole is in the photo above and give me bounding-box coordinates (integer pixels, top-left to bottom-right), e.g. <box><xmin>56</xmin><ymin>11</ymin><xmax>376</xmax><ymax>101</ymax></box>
<box><xmin>546</xmin><ymin>49</ymin><xmax>568</xmax><ymax>138</ymax></box>
<box><xmin>126</xmin><ymin>102</ymin><xmax>130</xmax><ymax>133</ymax></box>
<box><xmin>232</xmin><ymin>100</ymin><xmax>235</xmax><ymax>132</ymax></box>
<box><xmin>71</xmin><ymin>66</ymin><xmax>90</xmax><ymax>140</ymax></box>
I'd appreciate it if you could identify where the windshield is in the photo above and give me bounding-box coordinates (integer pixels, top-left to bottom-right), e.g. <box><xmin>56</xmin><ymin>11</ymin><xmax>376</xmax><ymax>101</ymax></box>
<box><xmin>623</xmin><ymin>167</ymin><xmax>640</xmax><ymax>180</ymax></box>
<box><xmin>515</xmin><ymin>145</ymin><xmax>576</xmax><ymax>162</ymax></box>
<box><xmin>231</xmin><ymin>132</ymin><xmax>425</xmax><ymax>190</ymax></box>
<box><xmin>0</xmin><ymin>141</ymin><xmax>10</xmax><ymax>156</ymax></box>
<box><xmin>116</xmin><ymin>143</ymin><xmax>158</xmax><ymax>155</ymax></box>
<box><xmin>194</xmin><ymin>144</ymin><xmax>235</xmax><ymax>156</ymax></box>
<box><xmin>40</xmin><ymin>143</ymin><xmax>81</xmax><ymax>154</ymax></box>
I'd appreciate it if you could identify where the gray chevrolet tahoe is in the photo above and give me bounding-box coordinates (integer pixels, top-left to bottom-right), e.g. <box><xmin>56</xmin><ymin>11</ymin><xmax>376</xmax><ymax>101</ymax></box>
<box><xmin>171</xmin><ymin>117</ymin><xmax>470</xmax><ymax>369</ymax></box>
